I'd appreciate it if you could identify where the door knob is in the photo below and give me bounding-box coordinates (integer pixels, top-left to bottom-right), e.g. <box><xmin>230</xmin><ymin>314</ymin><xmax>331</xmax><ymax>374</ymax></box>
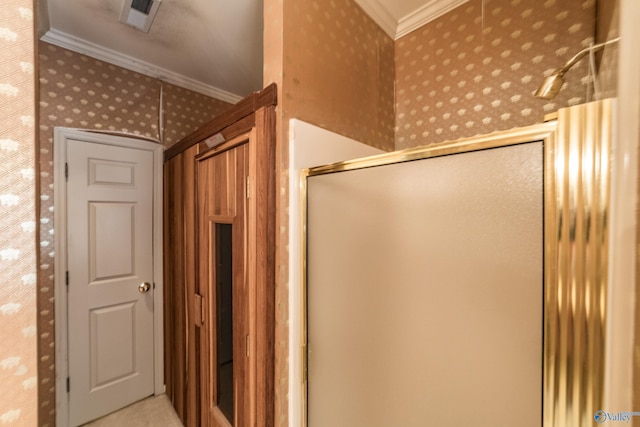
<box><xmin>138</xmin><ymin>282</ymin><xmax>151</xmax><ymax>293</ymax></box>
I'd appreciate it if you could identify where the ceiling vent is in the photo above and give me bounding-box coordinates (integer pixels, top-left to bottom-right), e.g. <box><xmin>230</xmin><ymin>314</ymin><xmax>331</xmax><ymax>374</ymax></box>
<box><xmin>119</xmin><ymin>0</ymin><xmax>162</xmax><ymax>33</ymax></box>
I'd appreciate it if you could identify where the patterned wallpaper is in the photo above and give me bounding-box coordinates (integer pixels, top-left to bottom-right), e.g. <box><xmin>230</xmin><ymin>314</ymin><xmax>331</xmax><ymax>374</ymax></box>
<box><xmin>283</xmin><ymin>0</ymin><xmax>396</xmax><ymax>152</ymax></box>
<box><xmin>163</xmin><ymin>83</ymin><xmax>233</xmax><ymax>147</ymax></box>
<box><xmin>395</xmin><ymin>0</ymin><xmax>596</xmax><ymax>149</ymax></box>
<box><xmin>37</xmin><ymin>41</ymin><xmax>232</xmax><ymax>426</ymax></box>
<box><xmin>0</xmin><ymin>1</ymin><xmax>38</xmax><ymax>426</ymax></box>
<box><xmin>595</xmin><ymin>0</ymin><xmax>618</xmax><ymax>99</ymax></box>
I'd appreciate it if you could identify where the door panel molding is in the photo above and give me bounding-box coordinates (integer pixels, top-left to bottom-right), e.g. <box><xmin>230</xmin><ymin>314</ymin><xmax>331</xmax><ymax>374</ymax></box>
<box><xmin>54</xmin><ymin>128</ymin><xmax>164</xmax><ymax>427</ymax></box>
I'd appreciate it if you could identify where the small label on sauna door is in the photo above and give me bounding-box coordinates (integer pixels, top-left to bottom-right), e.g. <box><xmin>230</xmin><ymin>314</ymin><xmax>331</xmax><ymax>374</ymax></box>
<box><xmin>204</xmin><ymin>132</ymin><xmax>226</xmax><ymax>149</ymax></box>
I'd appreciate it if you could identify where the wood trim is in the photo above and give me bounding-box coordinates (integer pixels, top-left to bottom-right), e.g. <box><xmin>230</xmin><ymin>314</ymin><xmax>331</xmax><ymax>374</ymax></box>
<box><xmin>163</xmin><ymin>153</ymin><xmax>185</xmax><ymax>419</ymax></box>
<box><xmin>196</xmin><ymin>131</ymin><xmax>252</xmax><ymax>162</ymax></box>
<box><xmin>165</xmin><ymin>83</ymin><xmax>277</xmax><ymax>161</ymax></box>
<box><xmin>194</xmin><ymin>147</ymin><xmax>208</xmax><ymax>427</ymax></box>
<box><xmin>164</xmin><ymin>144</ymin><xmax>200</xmax><ymax>427</ymax></box>
<box><xmin>197</xmin><ymin>115</ymin><xmax>256</xmax><ymax>156</ymax></box>
<box><xmin>184</xmin><ymin>145</ymin><xmax>199</xmax><ymax>427</ymax></box>
<box><xmin>253</xmin><ymin>106</ymin><xmax>276</xmax><ymax>427</ymax></box>
<box><xmin>247</xmin><ymin>127</ymin><xmax>259</xmax><ymax>427</ymax></box>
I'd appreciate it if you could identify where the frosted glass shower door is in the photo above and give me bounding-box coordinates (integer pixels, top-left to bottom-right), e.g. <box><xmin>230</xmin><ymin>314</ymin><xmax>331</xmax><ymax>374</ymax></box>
<box><xmin>306</xmin><ymin>142</ymin><xmax>543</xmax><ymax>427</ymax></box>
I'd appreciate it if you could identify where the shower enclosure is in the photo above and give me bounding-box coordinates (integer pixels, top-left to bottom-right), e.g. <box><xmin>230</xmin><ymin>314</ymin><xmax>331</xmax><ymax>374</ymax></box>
<box><xmin>302</xmin><ymin>99</ymin><xmax>613</xmax><ymax>427</ymax></box>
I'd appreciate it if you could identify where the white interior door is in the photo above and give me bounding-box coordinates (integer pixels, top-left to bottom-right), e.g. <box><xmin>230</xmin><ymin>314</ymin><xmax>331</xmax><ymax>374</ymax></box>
<box><xmin>66</xmin><ymin>139</ymin><xmax>155</xmax><ymax>426</ymax></box>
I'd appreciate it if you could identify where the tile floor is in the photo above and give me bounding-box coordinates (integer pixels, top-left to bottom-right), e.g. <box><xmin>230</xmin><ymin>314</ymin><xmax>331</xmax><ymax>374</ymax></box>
<box><xmin>82</xmin><ymin>394</ymin><xmax>182</xmax><ymax>426</ymax></box>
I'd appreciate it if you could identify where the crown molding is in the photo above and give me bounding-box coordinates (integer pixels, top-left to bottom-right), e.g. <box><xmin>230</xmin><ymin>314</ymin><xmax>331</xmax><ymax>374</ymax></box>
<box><xmin>353</xmin><ymin>0</ymin><xmax>397</xmax><ymax>39</ymax></box>
<box><xmin>355</xmin><ymin>0</ymin><xmax>470</xmax><ymax>40</ymax></box>
<box><xmin>396</xmin><ymin>0</ymin><xmax>469</xmax><ymax>39</ymax></box>
<box><xmin>40</xmin><ymin>28</ymin><xmax>243</xmax><ymax>104</ymax></box>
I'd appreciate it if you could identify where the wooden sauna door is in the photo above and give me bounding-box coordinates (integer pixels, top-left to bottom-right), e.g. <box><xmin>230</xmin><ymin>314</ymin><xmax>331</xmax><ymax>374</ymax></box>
<box><xmin>197</xmin><ymin>136</ymin><xmax>251</xmax><ymax>427</ymax></box>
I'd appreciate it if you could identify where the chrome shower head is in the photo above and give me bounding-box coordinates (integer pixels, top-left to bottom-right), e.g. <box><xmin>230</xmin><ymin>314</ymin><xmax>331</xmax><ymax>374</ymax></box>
<box><xmin>534</xmin><ymin>37</ymin><xmax>620</xmax><ymax>100</ymax></box>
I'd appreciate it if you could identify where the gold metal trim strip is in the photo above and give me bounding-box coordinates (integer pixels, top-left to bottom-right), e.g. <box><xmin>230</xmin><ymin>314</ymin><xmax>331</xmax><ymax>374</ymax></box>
<box><xmin>305</xmin><ymin>121</ymin><xmax>557</xmax><ymax>176</ymax></box>
<box><xmin>300</xmin><ymin>168</ymin><xmax>309</xmax><ymax>427</ymax></box>
<box><xmin>544</xmin><ymin>99</ymin><xmax>612</xmax><ymax>426</ymax></box>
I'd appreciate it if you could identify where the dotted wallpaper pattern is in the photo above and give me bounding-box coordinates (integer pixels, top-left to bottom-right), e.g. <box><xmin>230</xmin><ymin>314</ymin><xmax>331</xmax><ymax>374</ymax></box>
<box><xmin>284</xmin><ymin>0</ymin><xmax>396</xmax><ymax>152</ymax></box>
<box><xmin>37</xmin><ymin>41</ymin><xmax>232</xmax><ymax>426</ymax></box>
<box><xmin>162</xmin><ymin>83</ymin><xmax>232</xmax><ymax>148</ymax></box>
<box><xmin>0</xmin><ymin>1</ymin><xmax>38</xmax><ymax>426</ymax></box>
<box><xmin>595</xmin><ymin>0</ymin><xmax>618</xmax><ymax>100</ymax></box>
<box><xmin>395</xmin><ymin>0</ymin><xmax>596</xmax><ymax>149</ymax></box>
<box><xmin>39</xmin><ymin>43</ymin><xmax>161</xmax><ymax>140</ymax></box>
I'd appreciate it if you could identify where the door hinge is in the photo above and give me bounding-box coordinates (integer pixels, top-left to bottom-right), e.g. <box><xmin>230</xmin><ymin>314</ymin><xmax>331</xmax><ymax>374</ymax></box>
<box><xmin>65</xmin><ymin>162</ymin><xmax>69</xmax><ymax>181</ymax></box>
<box><xmin>246</xmin><ymin>176</ymin><xmax>250</xmax><ymax>199</ymax></box>
<box><xmin>66</xmin><ymin>377</ymin><xmax>70</xmax><ymax>393</ymax></box>
<box><xmin>66</xmin><ymin>271</ymin><xmax>69</xmax><ymax>288</ymax></box>
<box><xmin>246</xmin><ymin>335</ymin><xmax>250</xmax><ymax>358</ymax></box>
<box><xmin>194</xmin><ymin>294</ymin><xmax>204</xmax><ymax>327</ymax></box>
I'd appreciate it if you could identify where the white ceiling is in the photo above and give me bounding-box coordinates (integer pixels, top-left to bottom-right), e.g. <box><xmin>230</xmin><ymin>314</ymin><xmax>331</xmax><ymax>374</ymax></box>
<box><xmin>39</xmin><ymin>0</ymin><xmax>466</xmax><ymax>103</ymax></box>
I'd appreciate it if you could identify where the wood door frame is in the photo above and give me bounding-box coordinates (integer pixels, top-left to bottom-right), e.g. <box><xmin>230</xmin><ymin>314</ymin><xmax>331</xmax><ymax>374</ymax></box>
<box><xmin>196</xmin><ymin>133</ymin><xmax>252</xmax><ymax>427</ymax></box>
<box><xmin>53</xmin><ymin>128</ymin><xmax>165</xmax><ymax>427</ymax></box>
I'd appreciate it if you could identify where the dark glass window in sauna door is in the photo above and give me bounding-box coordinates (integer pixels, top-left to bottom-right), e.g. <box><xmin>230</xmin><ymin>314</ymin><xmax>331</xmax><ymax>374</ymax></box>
<box><xmin>216</xmin><ymin>223</ymin><xmax>234</xmax><ymax>424</ymax></box>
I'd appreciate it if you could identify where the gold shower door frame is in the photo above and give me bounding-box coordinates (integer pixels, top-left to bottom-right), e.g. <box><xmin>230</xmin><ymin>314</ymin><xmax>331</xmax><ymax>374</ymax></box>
<box><xmin>300</xmin><ymin>99</ymin><xmax>614</xmax><ymax>427</ymax></box>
